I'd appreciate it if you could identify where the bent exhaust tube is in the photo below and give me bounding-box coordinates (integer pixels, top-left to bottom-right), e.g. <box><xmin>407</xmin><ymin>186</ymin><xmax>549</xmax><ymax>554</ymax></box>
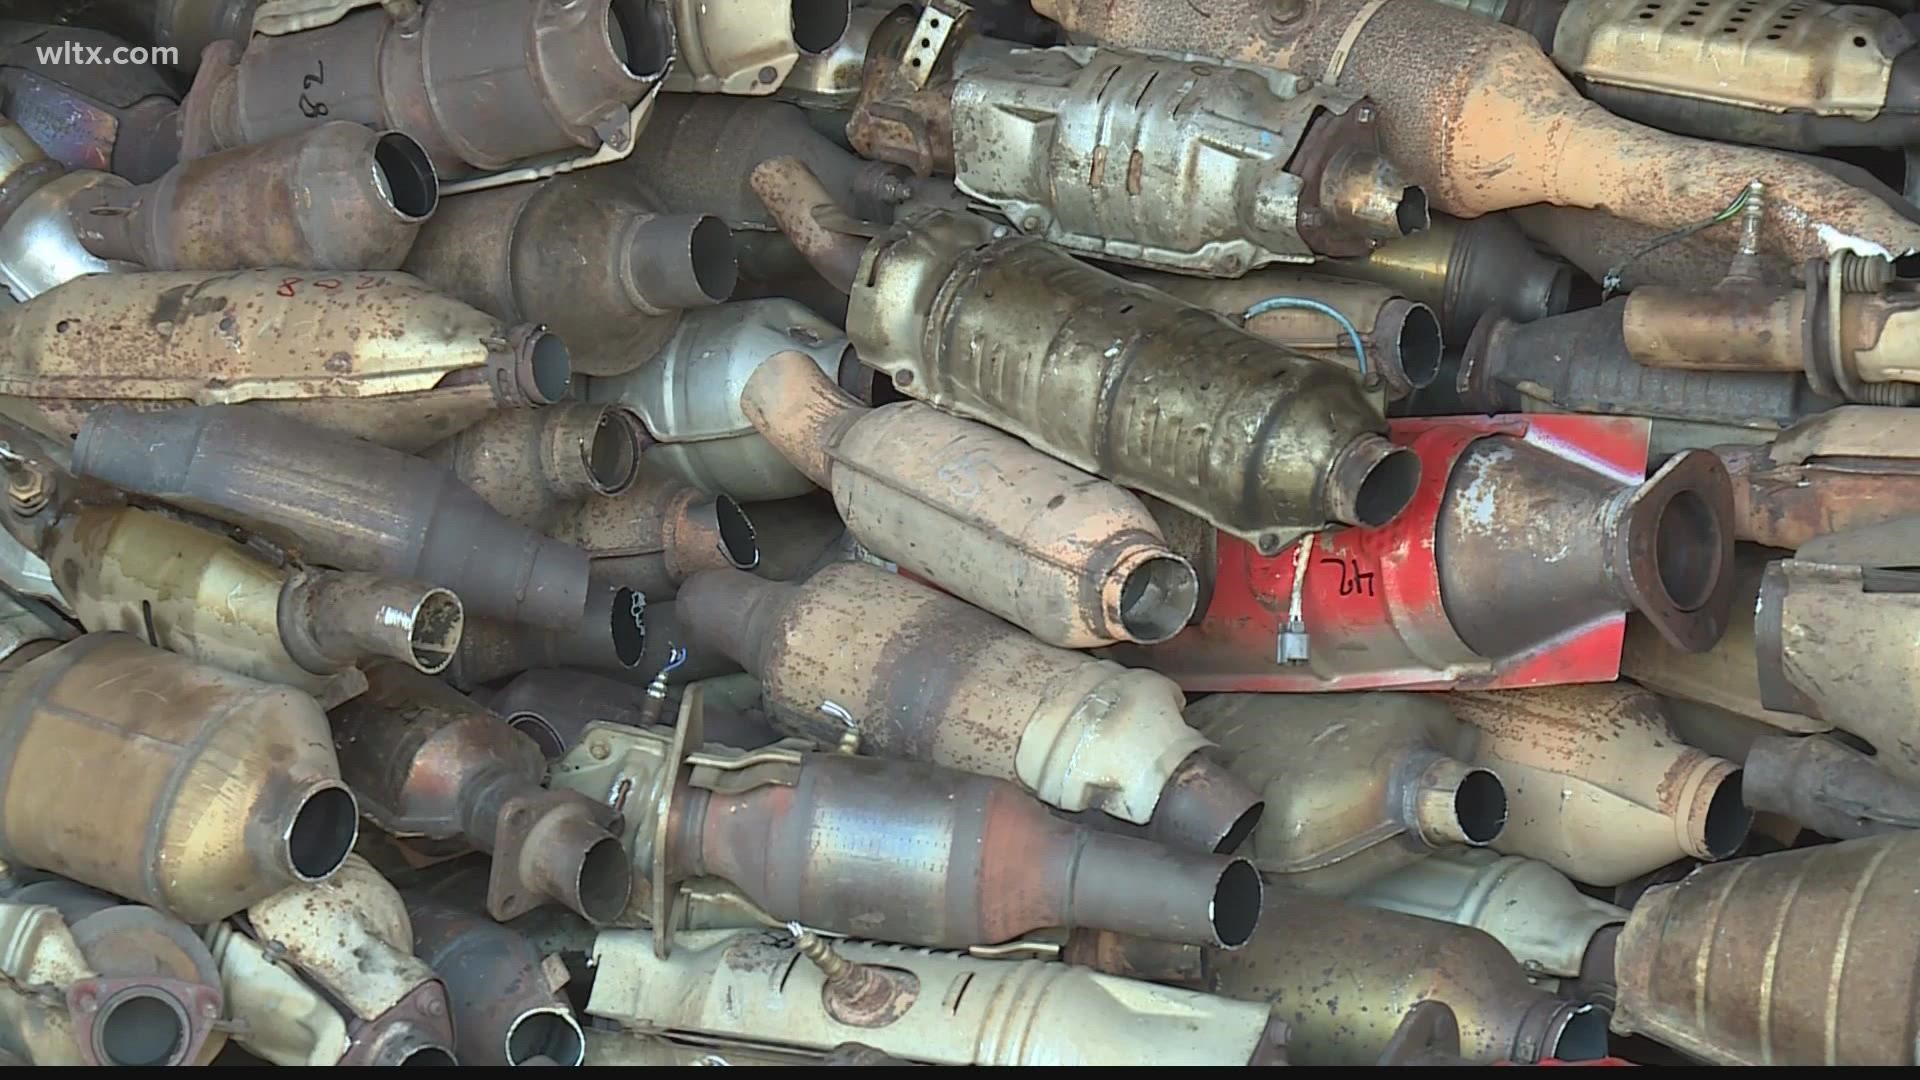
<box><xmin>751</xmin><ymin>156</ymin><xmax>867</xmax><ymax>294</ymax></box>
<box><xmin>403</xmin><ymin>176</ymin><xmax>736</xmax><ymax>377</ymax></box>
<box><xmin>447</xmin><ymin>581</ymin><xmax>648</xmax><ymax>689</ymax></box>
<box><xmin>847</xmin><ymin>208</ymin><xmax>1413</xmax><ymax>555</ymax></box>
<box><xmin>1614</xmin><ymin>831</ymin><xmax>1920</xmax><ymax>1065</ymax></box>
<box><xmin>1744</xmin><ymin>734</ymin><xmax>1920</xmax><ymax>841</ymax></box>
<box><xmin>1114</xmin><ymin>415</ymin><xmax>1737</xmax><ymax>691</ymax></box>
<box><xmin>743</xmin><ymin>349</ymin><xmax>1198</xmax><ymax>647</ymax></box>
<box><xmin>0</xmin><ymin>633</ymin><xmax>357</xmax><ymax>923</ymax></box>
<box><xmin>421</xmin><ymin>404</ymin><xmax>649</xmax><ymax>528</ymax></box>
<box><xmin>1189</xmin><ymin>693</ymin><xmax>1507</xmax><ymax>895</ymax></box>
<box><xmin>1205</xmin><ymin>889</ymin><xmax>1609</xmax><ymax>1065</ymax></box>
<box><xmin>1328</xmin><ymin>211</ymin><xmax>1573</xmax><ymax>343</ymax></box>
<box><xmin>677</xmin><ymin>561</ymin><xmax>1257</xmax><ymax>849</ymax></box>
<box><xmin>0</xmin><ymin>23</ymin><xmax>181</xmax><ymax>182</ymax></box>
<box><xmin>1031</xmin><ymin>0</ymin><xmax>1920</xmax><ymax>265</ymax></box>
<box><xmin>1130</xmin><ymin>270</ymin><xmax>1443</xmax><ymax>401</ymax></box>
<box><xmin>1718</xmin><ymin>408</ymin><xmax>1920</xmax><ymax>550</ymax></box>
<box><xmin>69</xmin><ymin>123</ymin><xmax>436</xmax><ymax>272</ymax></box>
<box><xmin>2</xmin><ymin>880</ymin><xmax>225</xmax><ymax>1067</ymax></box>
<box><xmin>404</xmin><ymin>896</ymin><xmax>584</xmax><ymax>1067</ymax></box>
<box><xmin>177</xmin><ymin>0</ymin><xmax>674</xmax><ymax>180</ymax></box>
<box><xmin>73</xmin><ymin>406</ymin><xmax>592</xmax><ymax>630</ymax></box>
<box><xmin>330</xmin><ymin>664</ymin><xmax>633</xmax><ymax>926</ymax></box>
<box><xmin>45</xmin><ymin>505</ymin><xmax>461</xmax><ymax>706</ymax></box>
<box><xmin>1452</xmin><ymin>684</ymin><xmax>1753</xmax><ymax>886</ymax></box>
<box><xmin>550</xmin><ymin>470</ymin><xmax>761</xmax><ymax>601</ymax></box>
<box><xmin>243</xmin><ymin>855</ymin><xmax>457</xmax><ymax>1067</ymax></box>
<box><xmin>586</xmin><ymin>926</ymin><xmax>1287</xmax><ymax>1065</ymax></box>
<box><xmin>1</xmin><ymin>272</ymin><xmax>570</xmax><ymax>450</ymax></box>
<box><xmin>664</xmin><ymin>0</ymin><xmax>853</xmax><ymax>95</ymax></box>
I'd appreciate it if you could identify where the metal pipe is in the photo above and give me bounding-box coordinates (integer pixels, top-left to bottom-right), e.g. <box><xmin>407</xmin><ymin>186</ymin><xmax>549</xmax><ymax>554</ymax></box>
<box><xmin>1327</xmin><ymin>211</ymin><xmax>1573</xmax><ymax>343</ymax></box>
<box><xmin>421</xmin><ymin>404</ymin><xmax>649</xmax><ymax>528</ymax></box>
<box><xmin>0</xmin><ymin>112</ymin><xmax>124</xmax><ymax>301</ymax></box>
<box><xmin>1716</xmin><ymin>407</ymin><xmax>1920</xmax><ymax>550</ymax></box>
<box><xmin>848</xmin><ymin>208</ymin><xmax>1413</xmax><ymax>555</ymax></box>
<box><xmin>486</xmin><ymin>668</ymin><xmax>780</xmax><ymax>760</ymax></box>
<box><xmin>329</xmin><ymin>663</ymin><xmax>632</xmax><ymax>926</ymax></box>
<box><xmin>1613</xmin><ymin>831</ymin><xmax>1920</xmax><ymax>1064</ymax></box>
<box><xmin>446</xmin><ymin>581</ymin><xmax>647</xmax><ymax>689</ymax></box>
<box><xmin>69</xmin><ymin>123</ymin><xmax>436</xmax><ymax>272</ymax></box>
<box><xmin>403</xmin><ymin>175</ymin><xmax>735</xmax><ymax>377</ymax></box>
<box><xmin>1452</xmin><ymin>684</ymin><xmax>1752</xmax><ymax>886</ymax></box>
<box><xmin>664</xmin><ymin>0</ymin><xmax>852</xmax><ymax>95</ymax></box>
<box><xmin>742</xmin><ymin>349</ymin><xmax>1197</xmax><ymax>647</ymax></box>
<box><xmin>751</xmin><ymin>156</ymin><xmax>866</xmax><ymax>293</ymax></box>
<box><xmin>404</xmin><ymin>896</ymin><xmax>584</xmax><ymax>1067</ymax></box>
<box><xmin>1190</xmin><ymin>692</ymin><xmax>1507</xmax><ymax>894</ymax></box>
<box><xmin>44</xmin><ymin>505</ymin><xmax>461</xmax><ymax>704</ymax></box>
<box><xmin>677</xmin><ymin>562</ymin><xmax>1256</xmax><ymax>848</ymax></box>
<box><xmin>0</xmin><ymin>272</ymin><xmax>571</xmax><ymax>450</ymax></box>
<box><xmin>549</xmin><ymin>470</ymin><xmax>760</xmax><ymax>600</ymax></box>
<box><xmin>177</xmin><ymin>0</ymin><xmax>673</xmax><ymax>179</ymax></box>
<box><xmin>72</xmin><ymin>406</ymin><xmax>591</xmax><ymax>630</ymax></box>
<box><xmin>1031</xmin><ymin>0</ymin><xmax>1920</xmax><ymax>265</ymax></box>
<box><xmin>1205</xmin><ymin>889</ymin><xmax>1608</xmax><ymax>1065</ymax></box>
<box><xmin>0</xmin><ymin>632</ymin><xmax>357</xmax><ymax>922</ymax></box>
<box><xmin>1744</xmin><ymin>734</ymin><xmax>1920</xmax><ymax>840</ymax></box>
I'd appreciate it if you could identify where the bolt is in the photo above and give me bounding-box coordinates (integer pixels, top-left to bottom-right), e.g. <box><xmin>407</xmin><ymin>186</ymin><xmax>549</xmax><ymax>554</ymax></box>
<box><xmin>590</xmin><ymin>740</ymin><xmax>610</xmax><ymax>760</ymax></box>
<box><xmin>1355</xmin><ymin>105</ymin><xmax>1376</xmax><ymax>124</ymax></box>
<box><xmin>1021</xmin><ymin>214</ymin><xmax>1043</xmax><ymax>231</ymax></box>
<box><xmin>758</xmin><ymin>66</ymin><xmax>779</xmax><ymax>84</ymax></box>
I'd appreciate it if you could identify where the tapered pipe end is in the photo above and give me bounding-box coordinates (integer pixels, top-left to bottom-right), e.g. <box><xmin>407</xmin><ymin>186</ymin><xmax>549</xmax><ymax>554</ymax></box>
<box><xmin>1674</xmin><ymin>760</ymin><xmax>1751</xmax><ymax>862</ymax></box>
<box><xmin>1067</xmin><ymin>833</ymin><xmax>1263</xmax><ymax>949</ymax></box>
<box><xmin>671</xmin><ymin>496</ymin><xmax>761</xmax><ymax>578</ymax></box>
<box><xmin>675</xmin><ymin>568</ymin><xmax>784</xmax><ymax>672</ymax></box>
<box><xmin>1322</xmin><ymin>150</ymin><xmax>1430</xmax><ymax>245</ymax></box>
<box><xmin>282</xmin><ymin>572</ymin><xmax>465</xmax><ymax>676</ymax></box>
<box><xmin>1326</xmin><ymin>433</ymin><xmax>1421</xmax><ymax>528</ymax></box>
<box><xmin>1606</xmin><ymin>448</ymin><xmax>1736</xmax><ymax>653</ymax></box>
<box><xmin>1148</xmin><ymin>752</ymin><xmax>1265</xmax><ymax>855</ymax></box>
<box><xmin>1397</xmin><ymin>752</ymin><xmax>1508</xmax><ymax>849</ymax></box>
<box><xmin>517</xmin><ymin>803</ymin><xmax>634</xmax><ymax>925</ymax></box>
<box><xmin>1101</xmin><ymin>547</ymin><xmax>1200</xmax><ymax>645</ymax></box>
<box><xmin>1517</xmin><ymin>999</ymin><xmax>1613</xmax><ymax>1064</ymax></box>
<box><xmin>622</xmin><ymin>213</ymin><xmax>738</xmax><ymax>312</ymax></box>
<box><xmin>1371</xmin><ymin>299</ymin><xmax>1445</xmax><ymax>397</ymax></box>
<box><xmin>367</xmin><ymin>130</ymin><xmax>439</xmax><ymax>222</ymax></box>
<box><xmin>277</xmin><ymin>782</ymin><xmax>360</xmax><ymax>884</ymax></box>
<box><xmin>506</xmin><ymin>1007</ymin><xmax>586</xmax><ymax>1067</ymax></box>
<box><xmin>493</xmin><ymin>325</ymin><xmax>574</xmax><ymax>408</ymax></box>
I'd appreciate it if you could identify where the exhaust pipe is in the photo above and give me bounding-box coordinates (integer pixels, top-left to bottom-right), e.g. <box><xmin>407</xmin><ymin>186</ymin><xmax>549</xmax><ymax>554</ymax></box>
<box><xmin>3</xmin><ymin>273</ymin><xmax>570</xmax><ymax>450</ymax></box>
<box><xmin>0</xmin><ymin>23</ymin><xmax>181</xmax><ymax>182</ymax></box>
<box><xmin>73</xmin><ymin>406</ymin><xmax>592</xmax><ymax>630</ymax></box>
<box><xmin>1452</xmin><ymin>684</ymin><xmax>1753</xmax><ymax>886</ymax></box>
<box><xmin>585</xmin><ymin>925</ymin><xmax>1287</xmax><ymax>1065</ymax></box>
<box><xmin>1614</xmin><ymin>831</ymin><xmax>1920</xmax><ymax>1064</ymax></box>
<box><xmin>1031</xmin><ymin>0</ymin><xmax>1920</xmax><ymax>264</ymax></box>
<box><xmin>404</xmin><ymin>896</ymin><xmax>585</xmax><ymax>1067</ymax></box>
<box><xmin>677</xmin><ymin>561</ymin><xmax>1256</xmax><ymax>848</ymax></box>
<box><xmin>1744</xmin><ymin>734</ymin><xmax>1920</xmax><ymax>841</ymax></box>
<box><xmin>1329</xmin><ymin>211</ymin><xmax>1573</xmax><ymax>344</ymax></box>
<box><xmin>1114</xmin><ymin>415</ymin><xmax>1736</xmax><ymax>691</ymax></box>
<box><xmin>1206</xmin><ymin>889</ymin><xmax>1608</xmax><ymax>1065</ymax></box>
<box><xmin>550</xmin><ymin>470</ymin><xmax>760</xmax><ymax>600</ymax></box>
<box><xmin>487</xmin><ymin>667</ymin><xmax>780</xmax><ymax>760</ymax></box>
<box><xmin>403</xmin><ymin>176</ymin><xmax>736</xmax><ymax>377</ymax></box>
<box><xmin>446</xmin><ymin>581</ymin><xmax>648</xmax><ymax>689</ymax></box>
<box><xmin>0</xmin><ymin>113</ymin><xmax>127</xmax><ymax>301</ymax></box>
<box><xmin>422</xmin><ymin>404</ymin><xmax>649</xmax><ymax>528</ymax></box>
<box><xmin>243</xmin><ymin>855</ymin><xmax>457</xmax><ymax>1067</ymax></box>
<box><xmin>0</xmin><ymin>633</ymin><xmax>356</xmax><ymax>922</ymax></box>
<box><xmin>1717</xmin><ymin>407</ymin><xmax>1920</xmax><ymax>549</ymax></box>
<box><xmin>177</xmin><ymin>0</ymin><xmax>673</xmax><ymax>179</ymax></box>
<box><xmin>45</xmin><ymin>505</ymin><xmax>461</xmax><ymax>705</ymax></box>
<box><xmin>1189</xmin><ymin>692</ymin><xmax>1507</xmax><ymax>894</ymax></box>
<box><xmin>743</xmin><ymin>349</ymin><xmax>1197</xmax><ymax>647</ymax></box>
<box><xmin>329</xmin><ymin>663</ymin><xmax>633</xmax><ymax>926</ymax></box>
<box><xmin>846</xmin><ymin>208</ymin><xmax>1414</xmax><ymax>555</ymax></box>
<box><xmin>69</xmin><ymin>123</ymin><xmax>436</xmax><ymax>271</ymax></box>
<box><xmin>663</xmin><ymin>0</ymin><xmax>853</xmax><ymax>95</ymax></box>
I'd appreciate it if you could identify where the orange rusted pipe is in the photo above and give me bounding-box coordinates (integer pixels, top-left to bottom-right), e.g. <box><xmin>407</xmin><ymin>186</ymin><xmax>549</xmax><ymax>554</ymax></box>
<box><xmin>1031</xmin><ymin>0</ymin><xmax>1920</xmax><ymax>263</ymax></box>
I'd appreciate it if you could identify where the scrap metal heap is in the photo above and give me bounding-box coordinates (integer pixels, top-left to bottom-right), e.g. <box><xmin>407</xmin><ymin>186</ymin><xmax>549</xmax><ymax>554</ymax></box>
<box><xmin>0</xmin><ymin>0</ymin><xmax>1914</xmax><ymax>1066</ymax></box>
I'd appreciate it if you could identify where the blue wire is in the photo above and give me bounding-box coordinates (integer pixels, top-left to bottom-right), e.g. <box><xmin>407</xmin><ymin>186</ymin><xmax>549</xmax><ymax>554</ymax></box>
<box><xmin>661</xmin><ymin>646</ymin><xmax>687</xmax><ymax>676</ymax></box>
<box><xmin>1244</xmin><ymin>296</ymin><xmax>1368</xmax><ymax>379</ymax></box>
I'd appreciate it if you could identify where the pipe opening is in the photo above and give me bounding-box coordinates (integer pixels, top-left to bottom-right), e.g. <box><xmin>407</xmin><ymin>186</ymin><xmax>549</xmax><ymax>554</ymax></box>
<box><xmin>95</xmin><ymin>991</ymin><xmax>189</xmax><ymax>1067</ymax></box>
<box><xmin>371</xmin><ymin>132</ymin><xmax>438</xmax><ymax>221</ymax></box>
<box><xmin>506</xmin><ymin>1007</ymin><xmax>586</xmax><ymax>1067</ymax></box>
<box><xmin>286</xmin><ymin>785</ymin><xmax>358</xmax><ymax>881</ymax></box>
<box><xmin>1353</xmin><ymin>446</ymin><xmax>1421</xmax><ymax>527</ymax></box>
<box><xmin>1210</xmin><ymin>859</ymin><xmax>1262</xmax><ymax>948</ymax></box>
<box><xmin>714</xmin><ymin>497</ymin><xmax>761</xmax><ymax>570</ymax></box>
<box><xmin>1118</xmin><ymin>554</ymin><xmax>1200</xmax><ymax>644</ymax></box>
<box><xmin>401</xmin><ymin>1047</ymin><xmax>458</xmax><ymax>1066</ymax></box>
<box><xmin>1702</xmin><ymin>771</ymin><xmax>1752</xmax><ymax>859</ymax></box>
<box><xmin>1454</xmin><ymin>768</ymin><xmax>1508</xmax><ymax>845</ymax></box>
<box><xmin>1394</xmin><ymin>186</ymin><xmax>1430</xmax><ymax>236</ymax></box>
<box><xmin>608</xmin><ymin>0</ymin><xmax>673</xmax><ymax>79</ymax></box>
<box><xmin>687</xmin><ymin>215</ymin><xmax>740</xmax><ymax>304</ymax></box>
<box><xmin>509</xmin><ymin>713</ymin><xmax>569</xmax><ymax>761</ymax></box>
<box><xmin>609</xmin><ymin>586</ymin><xmax>647</xmax><ymax>668</ymax></box>
<box><xmin>792</xmin><ymin>0</ymin><xmax>853</xmax><ymax>53</ymax></box>
<box><xmin>1549</xmin><ymin>1005</ymin><xmax>1611</xmax><ymax>1062</ymax></box>
<box><xmin>1653</xmin><ymin>488</ymin><xmax>1720</xmax><ymax>611</ymax></box>
<box><xmin>527</xmin><ymin>332</ymin><xmax>574</xmax><ymax>406</ymax></box>
<box><xmin>588</xmin><ymin>411</ymin><xmax>643</xmax><ymax>495</ymax></box>
<box><xmin>1395</xmin><ymin>304</ymin><xmax>1444</xmax><ymax>390</ymax></box>
<box><xmin>577</xmin><ymin>834</ymin><xmax>635</xmax><ymax>924</ymax></box>
<box><xmin>1215</xmin><ymin>800</ymin><xmax>1263</xmax><ymax>856</ymax></box>
<box><xmin>407</xmin><ymin>588</ymin><xmax>463</xmax><ymax>674</ymax></box>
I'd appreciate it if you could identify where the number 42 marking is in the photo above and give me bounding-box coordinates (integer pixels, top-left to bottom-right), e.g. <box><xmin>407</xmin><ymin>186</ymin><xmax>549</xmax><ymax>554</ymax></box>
<box><xmin>1319</xmin><ymin>556</ymin><xmax>1376</xmax><ymax>597</ymax></box>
